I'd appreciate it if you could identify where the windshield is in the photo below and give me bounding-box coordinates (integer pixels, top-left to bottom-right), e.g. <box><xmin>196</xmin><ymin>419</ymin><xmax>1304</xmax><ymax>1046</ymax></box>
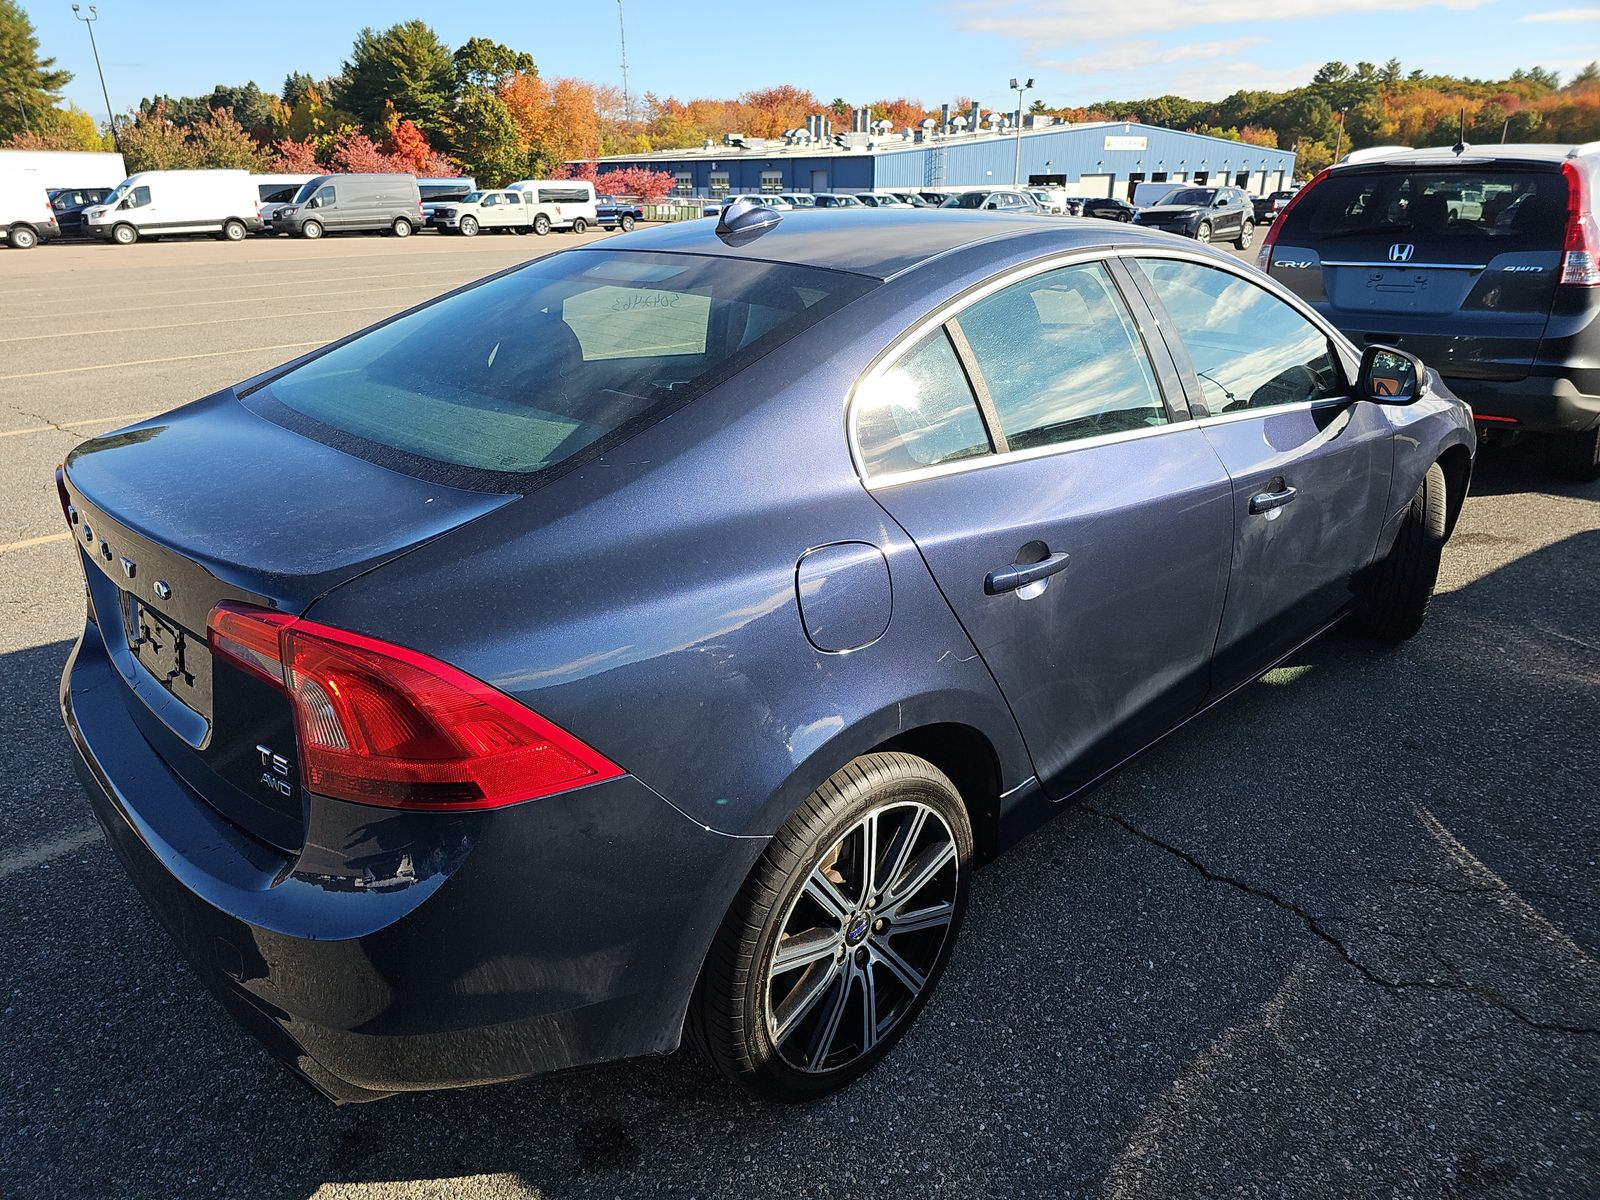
<box><xmin>292</xmin><ymin>179</ymin><xmax>322</xmax><ymax>204</ymax></box>
<box><xmin>942</xmin><ymin>193</ymin><xmax>987</xmax><ymax>209</ymax></box>
<box><xmin>1163</xmin><ymin>189</ymin><xmax>1217</xmax><ymax>206</ymax></box>
<box><xmin>245</xmin><ymin>250</ymin><xmax>875</xmax><ymax>483</ymax></box>
<box><xmin>1282</xmin><ymin>167</ymin><xmax>1567</xmax><ymax>250</ymax></box>
<box><xmin>461</xmin><ymin>192</ymin><xmax>483</xmax><ymax>203</ymax></box>
<box><xmin>103</xmin><ymin>179</ymin><xmax>133</xmax><ymax>205</ymax></box>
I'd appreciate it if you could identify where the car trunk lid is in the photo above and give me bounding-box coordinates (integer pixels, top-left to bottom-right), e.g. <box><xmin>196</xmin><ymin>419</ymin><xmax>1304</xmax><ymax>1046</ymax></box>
<box><xmin>62</xmin><ymin>392</ymin><xmax>516</xmax><ymax>851</ymax></box>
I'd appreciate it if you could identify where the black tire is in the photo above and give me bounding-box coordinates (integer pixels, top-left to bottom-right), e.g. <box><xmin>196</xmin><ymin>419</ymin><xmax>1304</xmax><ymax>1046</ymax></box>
<box><xmin>1196</xmin><ymin>220</ymin><xmax>1212</xmax><ymax>243</ymax></box>
<box><xmin>300</xmin><ymin>220</ymin><xmax>323</xmax><ymax>240</ymax></box>
<box><xmin>8</xmin><ymin>224</ymin><xmax>38</xmax><ymax>250</ymax></box>
<box><xmin>111</xmin><ymin>223</ymin><xmax>138</xmax><ymax>246</ymax></box>
<box><xmin>689</xmin><ymin>752</ymin><xmax>973</xmax><ymax>1103</ymax></box>
<box><xmin>1551</xmin><ymin>427</ymin><xmax>1600</xmax><ymax>482</ymax></box>
<box><xmin>459</xmin><ymin>215</ymin><xmax>478</xmax><ymax>237</ymax></box>
<box><xmin>619</xmin><ymin>213</ymin><xmax>635</xmax><ymax>232</ymax></box>
<box><xmin>391</xmin><ymin>217</ymin><xmax>413</xmax><ymax>238</ymax></box>
<box><xmin>570</xmin><ymin>217</ymin><xmax>588</xmax><ymax>234</ymax></box>
<box><xmin>1234</xmin><ymin>220</ymin><xmax>1254</xmax><ymax>250</ymax></box>
<box><xmin>220</xmin><ymin>219</ymin><xmax>246</xmax><ymax>242</ymax></box>
<box><xmin>1352</xmin><ymin>462</ymin><xmax>1448</xmax><ymax>643</ymax></box>
<box><xmin>533</xmin><ymin>214</ymin><xmax>551</xmax><ymax>235</ymax></box>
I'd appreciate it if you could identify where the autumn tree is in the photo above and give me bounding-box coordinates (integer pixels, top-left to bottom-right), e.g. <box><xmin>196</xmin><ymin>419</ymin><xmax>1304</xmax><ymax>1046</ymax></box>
<box><xmin>3</xmin><ymin>104</ymin><xmax>107</xmax><ymax>151</ymax></box>
<box><xmin>501</xmin><ymin>73</ymin><xmax>600</xmax><ymax>175</ymax></box>
<box><xmin>328</xmin><ymin>130</ymin><xmax>409</xmax><ymax>173</ymax></box>
<box><xmin>340</xmin><ymin>21</ymin><xmax>455</xmax><ymax>136</ymax></box>
<box><xmin>0</xmin><ymin>0</ymin><xmax>71</xmax><ymax>143</ymax></box>
<box><xmin>190</xmin><ymin>107</ymin><xmax>270</xmax><ymax>169</ymax></box>
<box><xmin>271</xmin><ymin>136</ymin><xmax>321</xmax><ymax>172</ymax></box>
<box><xmin>118</xmin><ymin>103</ymin><xmax>201</xmax><ymax>171</ymax></box>
<box><xmin>389</xmin><ymin>118</ymin><xmax>454</xmax><ymax>175</ymax></box>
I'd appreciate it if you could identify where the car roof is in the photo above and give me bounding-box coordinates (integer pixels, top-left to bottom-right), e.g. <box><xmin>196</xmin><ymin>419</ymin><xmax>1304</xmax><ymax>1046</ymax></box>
<box><xmin>1333</xmin><ymin>142</ymin><xmax>1599</xmax><ymax>170</ymax></box>
<box><xmin>582</xmin><ymin>209</ymin><xmax>1180</xmax><ymax>280</ymax></box>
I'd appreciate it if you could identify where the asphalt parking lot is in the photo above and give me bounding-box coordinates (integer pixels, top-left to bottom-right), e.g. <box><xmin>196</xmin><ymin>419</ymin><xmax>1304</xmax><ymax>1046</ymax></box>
<box><xmin>1</xmin><ymin>224</ymin><xmax>1596</xmax><ymax>1200</ymax></box>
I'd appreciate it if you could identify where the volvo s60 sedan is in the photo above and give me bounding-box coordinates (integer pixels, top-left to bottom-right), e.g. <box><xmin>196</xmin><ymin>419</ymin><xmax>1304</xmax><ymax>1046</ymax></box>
<box><xmin>59</xmin><ymin>204</ymin><xmax>1474</xmax><ymax>1105</ymax></box>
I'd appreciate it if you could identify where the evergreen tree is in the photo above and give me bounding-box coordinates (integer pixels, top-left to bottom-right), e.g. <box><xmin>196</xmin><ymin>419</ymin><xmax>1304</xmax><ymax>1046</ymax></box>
<box><xmin>0</xmin><ymin>0</ymin><xmax>72</xmax><ymax>142</ymax></box>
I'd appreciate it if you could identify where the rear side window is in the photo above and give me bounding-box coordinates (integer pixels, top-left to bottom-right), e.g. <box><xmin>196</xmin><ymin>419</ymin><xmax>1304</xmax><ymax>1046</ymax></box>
<box><xmin>855</xmin><ymin>329</ymin><xmax>991</xmax><ymax>476</ymax></box>
<box><xmin>1135</xmin><ymin>259</ymin><xmax>1344</xmax><ymax>414</ymax></box>
<box><xmin>1283</xmin><ymin>167</ymin><xmax>1567</xmax><ymax>251</ymax></box>
<box><xmin>955</xmin><ymin>262</ymin><xmax>1168</xmax><ymax>449</ymax></box>
<box><xmin>246</xmin><ymin>251</ymin><xmax>874</xmax><ymax>483</ymax></box>
<box><xmin>538</xmin><ymin>188</ymin><xmax>590</xmax><ymax>204</ymax></box>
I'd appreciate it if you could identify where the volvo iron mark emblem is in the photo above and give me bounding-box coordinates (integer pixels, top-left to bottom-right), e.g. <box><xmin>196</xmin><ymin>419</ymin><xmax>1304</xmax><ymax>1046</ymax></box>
<box><xmin>1389</xmin><ymin>243</ymin><xmax>1416</xmax><ymax>263</ymax></box>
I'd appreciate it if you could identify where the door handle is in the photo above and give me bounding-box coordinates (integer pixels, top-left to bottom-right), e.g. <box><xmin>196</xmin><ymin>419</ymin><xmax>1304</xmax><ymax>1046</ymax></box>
<box><xmin>985</xmin><ymin>551</ymin><xmax>1070</xmax><ymax>595</ymax></box>
<box><xmin>1249</xmin><ymin>484</ymin><xmax>1298</xmax><ymax>514</ymax></box>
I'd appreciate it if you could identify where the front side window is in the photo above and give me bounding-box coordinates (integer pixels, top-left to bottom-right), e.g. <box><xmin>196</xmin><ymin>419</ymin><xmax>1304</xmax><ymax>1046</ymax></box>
<box><xmin>1134</xmin><ymin>258</ymin><xmax>1344</xmax><ymax>414</ymax></box>
<box><xmin>855</xmin><ymin>328</ymin><xmax>991</xmax><ymax>477</ymax></box>
<box><xmin>125</xmin><ymin>186</ymin><xmax>152</xmax><ymax>209</ymax></box>
<box><xmin>955</xmin><ymin>262</ymin><xmax>1168</xmax><ymax>449</ymax></box>
<box><xmin>247</xmin><ymin>251</ymin><xmax>874</xmax><ymax>481</ymax></box>
<box><xmin>310</xmin><ymin>186</ymin><xmax>335</xmax><ymax>208</ymax></box>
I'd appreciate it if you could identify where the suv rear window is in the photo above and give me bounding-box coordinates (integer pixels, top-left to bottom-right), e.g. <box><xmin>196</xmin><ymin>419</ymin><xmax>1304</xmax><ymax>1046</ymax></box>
<box><xmin>245</xmin><ymin>251</ymin><xmax>873</xmax><ymax>485</ymax></box>
<box><xmin>1283</xmin><ymin>166</ymin><xmax>1567</xmax><ymax>251</ymax></box>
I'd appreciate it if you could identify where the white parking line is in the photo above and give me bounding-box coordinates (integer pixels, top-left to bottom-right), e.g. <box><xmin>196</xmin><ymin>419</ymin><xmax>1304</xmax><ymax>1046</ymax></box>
<box><xmin>0</xmin><ymin>410</ymin><xmax>161</xmax><ymax>438</ymax></box>
<box><xmin>0</xmin><ymin>341</ymin><xmax>324</xmax><ymax>382</ymax></box>
<box><xmin>0</xmin><ymin>531</ymin><xmax>71</xmax><ymax>554</ymax></box>
<box><xmin>12</xmin><ymin>265</ymin><xmax>490</xmax><ymax>307</ymax></box>
<box><xmin>0</xmin><ymin>825</ymin><xmax>100</xmax><ymax>881</ymax></box>
<box><xmin>0</xmin><ymin>281</ymin><xmax>446</xmax><ymax>323</ymax></box>
<box><xmin>0</xmin><ymin>306</ymin><xmax>397</xmax><ymax>345</ymax></box>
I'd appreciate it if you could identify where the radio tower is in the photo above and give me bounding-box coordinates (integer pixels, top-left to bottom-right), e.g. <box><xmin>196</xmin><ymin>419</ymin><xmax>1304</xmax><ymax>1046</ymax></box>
<box><xmin>617</xmin><ymin>0</ymin><xmax>631</xmax><ymax>123</ymax></box>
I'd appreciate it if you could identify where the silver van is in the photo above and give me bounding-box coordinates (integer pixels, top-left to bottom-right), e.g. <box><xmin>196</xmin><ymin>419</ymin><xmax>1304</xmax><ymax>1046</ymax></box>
<box><xmin>272</xmin><ymin>174</ymin><xmax>423</xmax><ymax>239</ymax></box>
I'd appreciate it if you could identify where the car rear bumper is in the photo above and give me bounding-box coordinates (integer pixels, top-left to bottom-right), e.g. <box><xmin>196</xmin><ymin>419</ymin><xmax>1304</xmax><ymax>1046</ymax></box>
<box><xmin>61</xmin><ymin>628</ymin><xmax>760</xmax><ymax>1103</ymax></box>
<box><xmin>1440</xmin><ymin>372</ymin><xmax>1600</xmax><ymax>434</ymax></box>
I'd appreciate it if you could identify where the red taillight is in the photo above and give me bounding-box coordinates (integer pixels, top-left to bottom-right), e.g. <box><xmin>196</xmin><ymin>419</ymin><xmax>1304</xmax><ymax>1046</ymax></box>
<box><xmin>1560</xmin><ymin>160</ymin><xmax>1599</xmax><ymax>287</ymax></box>
<box><xmin>207</xmin><ymin>604</ymin><xmax>622</xmax><ymax>810</ymax></box>
<box><xmin>1256</xmin><ymin>169</ymin><xmax>1328</xmax><ymax>272</ymax></box>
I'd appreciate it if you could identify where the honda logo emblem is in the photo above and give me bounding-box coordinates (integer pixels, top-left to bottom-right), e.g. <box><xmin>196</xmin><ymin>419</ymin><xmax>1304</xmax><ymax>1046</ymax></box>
<box><xmin>1388</xmin><ymin>243</ymin><xmax>1415</xmax><ymax>263</ymax></box>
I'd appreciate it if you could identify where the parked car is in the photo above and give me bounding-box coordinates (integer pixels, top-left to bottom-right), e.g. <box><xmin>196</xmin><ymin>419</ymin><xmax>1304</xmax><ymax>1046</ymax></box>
<box><xmin>417</xmin><ymin>176</ymin><xmax>477</xmax><ymax>225</ymax></box>
<box><xmin>84</xmin><ymin>170</ymin><xmax>262</xmax><ymax>245</ymax></box>
<box><xmin>939</xmin><ymin>189</ymin><xmax>1045</xmax><ymax>213</ymax></box>
<box><xmin>431</xmin><ymin>189</ymin><xmax>534</xmax><ymax>236</ymax></box>
<box><xmin>778</xmin><ymin>193</ymin><xmax>817</xmax><ymax>208</ymax></box>
<box><xmin>58</xmin><ymin>208</ymin><xmax>1472</xmax><ymax>1109</ymax></box>
<box><xmin>813</xmin><ymin>192</ymin><xmax>866</xmax><ymax>208</ymax></box>
<box><xmin>1258</xmin><ymin>141</ymin><xmax>1600</xmax><ymax>478</ymax></box>
<box><xmin>1133</xmin><ymin>186</ymin><xmax>1257</xmax><ymax>248</ymax></box>
<box><xmin>1027</xmin><ymin>187</ymin><xmax>1071</xmax><ymax>214</ymax></box>
<box><xmin>855</xmin><ymin>192</ymin><xmax>910</xmax><ymax>208</ymax></box>
<box><xmin>889</xmin><ymin>191</ymin><xmax>933</xmax><ymax>208</ymax></box>
<box><xmin>1078</xmin><ymin>196</ymin><xmax>1137</xmax><ymax>222</ymax></box>
<box><xmin>1253</xmin><ymin>190</ymin><xmax>1296</xmax><ymax>227</ymax></box>
<box><xmin>272</xmin><ymin>174</ymin><xmax>422</xmax><ymax>240</ymax></box>
<box><xmin>1</xmin><ymin>178</ymin><xmax>59</xmax><ymax>248</ymax></box>
<box><xmin>505</xmin><ymin>179</ymin><xmax>599</xmax><ymax>234</ymax></box>
<box><xmin>596</xmin><ymin>194</ymin><xmax>647</xmax><ymax>230</ymax></box>
<box><xmin>48</xmin><ymin>186</ymin><xmax>111</xmax><ymax>237</ymax></box>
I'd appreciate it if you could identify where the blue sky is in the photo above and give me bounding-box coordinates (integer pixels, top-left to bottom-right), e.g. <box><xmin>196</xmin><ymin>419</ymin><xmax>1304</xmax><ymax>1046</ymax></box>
<box><xmin>24</xmin><ymin>0</ymin><xmax>1600</xmax><ymax>124</ymax></box>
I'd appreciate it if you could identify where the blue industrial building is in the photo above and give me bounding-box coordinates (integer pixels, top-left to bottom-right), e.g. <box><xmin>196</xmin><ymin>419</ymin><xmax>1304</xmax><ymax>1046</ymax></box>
<box><xmin>591</xmin><ymin>114</ymin><xmax>1298</xmax><ymax>201</ymax></box>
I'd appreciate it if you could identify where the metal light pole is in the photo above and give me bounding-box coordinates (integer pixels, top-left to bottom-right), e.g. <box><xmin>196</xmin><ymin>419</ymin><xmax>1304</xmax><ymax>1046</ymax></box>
<box><xmin>617</xmin><ymin>0</ymin><xmax>631</xmax><ymax>123</ymax></box>
<box><xmin>1009</xmin><ymin>76</ymin><xmax>1033</xmax><ymax>186</ymax></box>
<box><xmin>71</xmin><ymin>5</ymin><xmax>119</xmax><ymax>153</ymax></box>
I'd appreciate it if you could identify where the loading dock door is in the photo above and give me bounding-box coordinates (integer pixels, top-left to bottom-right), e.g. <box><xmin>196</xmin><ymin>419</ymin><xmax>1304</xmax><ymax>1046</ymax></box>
<box><xmin>810</xmin><ymin>169</ymin><xmax>828</xmax><ymax>192</ymax></box>
<box><xmin>1078</xmin><ymin>173</ymin><xmax>1114</xmax><ymax>198</ymax></box>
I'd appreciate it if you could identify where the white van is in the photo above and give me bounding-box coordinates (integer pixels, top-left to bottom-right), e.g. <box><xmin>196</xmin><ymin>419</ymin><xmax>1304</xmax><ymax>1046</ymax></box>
<box><xmin>505</xmin><ymin>179</ymin><xmax>599</xmax><ymax>234</ymax></box>
<box><xmin>83</xmin><ymin>170</ymin><xmax>262</xmax><ymax>245</ymax></box>
<box><xmin>0</xmin><ymin>148</ymin><xmax>126</xmax><ymax>191</ymax></box>
<box><xmin>0</xmin><ymin>179</ymin><xmax>60</xmax><ymax>249</ymax></box>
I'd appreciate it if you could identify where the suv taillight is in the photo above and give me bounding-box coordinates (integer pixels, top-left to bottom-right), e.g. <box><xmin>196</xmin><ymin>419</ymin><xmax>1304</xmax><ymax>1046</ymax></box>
<box><xmin>1560</xmin><ymin>160</ymin><xmax>1599</xmax><ymax>287</ymax></box>
<box><xmin>1256</xmin><ymin>169</ymin><xmax>1328</xmax><ymax>272</ymax></box>
<box><xmin>208</xmin><ymin>604</ymin><xmax>623</xmax><ymax>810</ymax></box>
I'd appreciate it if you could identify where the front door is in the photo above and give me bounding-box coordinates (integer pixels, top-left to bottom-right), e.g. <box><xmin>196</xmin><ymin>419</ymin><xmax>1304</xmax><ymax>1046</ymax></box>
<box><xmin>1126</xmin><ymin>255</ymin><xmax>1395</xmax><ymax>693</ymax></box>
<box><xmin>856</xmin><ymin>258</ymin><xmax>1234</xmax><ymax>798</ymax></box>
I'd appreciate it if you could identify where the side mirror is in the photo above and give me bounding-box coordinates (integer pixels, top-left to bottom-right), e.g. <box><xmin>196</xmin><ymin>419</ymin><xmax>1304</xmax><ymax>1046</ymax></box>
<box><xmin>1213</xmin><ymin>197</ymin><xmax>1229</xmax><ymax>207</ymax></box>
<box><xmin>1358</xmin><ymin>344</ymin><xmax>1423</xmax><ymax>405</ymax></box>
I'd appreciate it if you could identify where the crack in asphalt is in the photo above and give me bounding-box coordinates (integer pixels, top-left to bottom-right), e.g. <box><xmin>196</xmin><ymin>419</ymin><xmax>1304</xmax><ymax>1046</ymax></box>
<box><xmin>1081</xmin><ymin>804</ymin><xmax>1600</xmax><ymax>1041</ymax></box>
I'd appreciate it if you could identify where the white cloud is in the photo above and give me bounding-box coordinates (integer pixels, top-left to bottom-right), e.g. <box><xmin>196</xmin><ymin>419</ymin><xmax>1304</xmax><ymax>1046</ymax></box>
<box><xmin>961</xmin><ymin>0</ymin><xmax>1492</xmax><ymax>41</ymax></box>
<box><xmin>1041</xmin><ymin>38</ymin><xmax>1265</xmax><ymax>75</ymax></box>
<box><xmin>1520</xmin><ymin>6</ymin><xmax>1600</xmax><ymax>19</ymax></box>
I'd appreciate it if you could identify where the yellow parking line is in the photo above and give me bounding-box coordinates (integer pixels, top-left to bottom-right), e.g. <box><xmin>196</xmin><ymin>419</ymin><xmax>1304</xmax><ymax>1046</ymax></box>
<box><xmin>0</xmin><ymin>531</ymin><xmax>71</xmax><ymax>554</ymax></box>
<box><xmin>0</xmin><ymin>411</ymin><xmax>161</xmax><ymax>438</ymax></box>
<box><xmin>0</xmin><ymin>341</ymin><xmax>324</xmax><ymax>382</ymax></box>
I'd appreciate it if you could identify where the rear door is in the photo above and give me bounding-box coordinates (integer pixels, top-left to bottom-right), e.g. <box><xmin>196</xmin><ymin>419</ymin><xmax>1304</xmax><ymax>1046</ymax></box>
<box><xmin>857</xmin><ymin>257</ymin><xmax>1234</xmax><ymax>798</ymax></box>
<box><xmin>1127</xmin><ymin>254</ymin><xmax>1394</xmax><ymax>693</ymax></box>
<box><xmin>1267</xmin><ymin>162</ymin><xmax>1566</xmax><ymax>383</ymax></box>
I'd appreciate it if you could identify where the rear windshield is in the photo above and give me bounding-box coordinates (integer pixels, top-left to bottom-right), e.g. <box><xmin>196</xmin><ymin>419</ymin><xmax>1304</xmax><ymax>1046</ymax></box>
<box><xmin>1282</xmin><ymin>166</ymin><xmax>1567</xmax><ymax>250</ymax></box>
<box><xmin>245</xmin><ymin>251</ymin><xmax>874</xmax><ymax>486</ymax></box>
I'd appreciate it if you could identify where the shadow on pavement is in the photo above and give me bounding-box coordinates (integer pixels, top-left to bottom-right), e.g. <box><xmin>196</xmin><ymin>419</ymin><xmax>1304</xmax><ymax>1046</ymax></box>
<box><xmin>3</xmin><ymin>535</ymin><xmax>1596</xmax><ymax>1199</ymax></box>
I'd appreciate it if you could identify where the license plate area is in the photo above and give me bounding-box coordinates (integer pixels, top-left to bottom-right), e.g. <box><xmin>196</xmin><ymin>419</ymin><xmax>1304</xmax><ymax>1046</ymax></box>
<box><xmin>118</xmin><ymin>590</ymin><xmax>214</xmax><ymax>727</ymax></box>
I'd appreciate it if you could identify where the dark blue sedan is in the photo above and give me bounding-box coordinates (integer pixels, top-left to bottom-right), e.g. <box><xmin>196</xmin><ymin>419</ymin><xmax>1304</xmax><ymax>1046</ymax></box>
<box><xmin>58</xmin><ymin>206</ymin><xmax>1474</xmax><ymax>1104</ymax></box>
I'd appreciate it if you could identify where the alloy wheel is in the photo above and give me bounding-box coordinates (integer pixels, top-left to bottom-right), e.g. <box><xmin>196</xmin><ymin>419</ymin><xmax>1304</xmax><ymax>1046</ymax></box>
<box><xmin>765</xmin><ymin>800</ymin><xmax>959</xmax><ymax>1074</ymax></box>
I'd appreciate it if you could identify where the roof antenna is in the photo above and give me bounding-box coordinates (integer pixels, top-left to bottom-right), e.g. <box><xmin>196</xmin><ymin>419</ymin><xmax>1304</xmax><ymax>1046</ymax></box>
<box><xmin>1453</xmin><ymin>107</ymin><xmax>1468</xmax><ymax>156</ymax></box>
<box><xmin>716</xmin><ymin>197</ymin><xmax>782</xmax><ymax>246</ymax></box>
